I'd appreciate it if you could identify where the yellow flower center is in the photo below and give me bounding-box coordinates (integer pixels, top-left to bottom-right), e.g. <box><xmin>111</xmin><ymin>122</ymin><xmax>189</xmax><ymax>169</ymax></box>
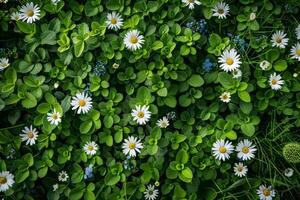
<box><xmin>219</xmin><ymin>146</ymin><xmax>227</xmax><ymax>153</ymax></box>
<box><xmin>129</xmin><ymin>143</ymin><xmax>136</xmax><ymax>149</ymax></box>
<box><xmin>242</xmin><ymin>146</ymin><xmax>249</xmax><ymax>154</ymax></box>
<box><xmin>137</xmin><ymin>111</ymin><xmax>144</xmax><ymax>118</ymax></box>
<box><xmin>237</xmin><ymin>166</ymin><xmax>243</xmax><ymax>172</ymax></box>
<box><xmin>79</xmin><ymin>99</ymin><xmax>86</xmax><ymax>107</ymax></box>
<box><xmin>27</xmin><ymin>10</ymin><xmax>34</xmax><ymax>17</ymax></box>
<box><xmin>296</xmin><ymin>49</ymin><xmax>300</xmax><ymax>56</ymax></box>
<box><xmin>52</xmin><ymin>113</ymin><xmax>58</xmax><ymax>120</ymax></box>
<box><xmin>27</xmin><ymin>131</ymin><xmax>34</xmax><ymax>139</ymax></box>
<box><xmin>218</xmin><ymin>9</ymin><xmax>224</xmax><ymax>14</ymax></box>
<box><xmin>222</xmin><ymin>95</ymin><xmax>228</xmax><ymax>100</ymax></box>
<box><xmin>226</xmin><ymin>58</ymin><xmax>234</xmax><ymax>65</ymax></box>
<box><xmin>271</xmin><ymin>79</ymin><xmax>277</xmax><ymax>85</ymax></box>
<box><xmin>88</xmin><ymin>145</ymin><xmax>94</xmax><ymax>151</ymax></box>
<box><xmin>188</xmin><ymin>0</ymin><xmax>194</xmax><ymax>3</ymax></box>
<box><xmin>130</xmin><ymin>36</ymin><xmax>138</xmax><ymax>44</ymax></box>
<box><xmin>276</xmin><ymin>37</ymin><xmax>282</xmax><ymax>43</ymax></box>
<box><xmin>0</xmin><ymin>176</ymin><xmax>7</xmax><ymax>184</ymax></box>
<box><xmin>263</xmin><ymin>189</ymin><xmax>271</xmax><ymax>196</ymax></box>
<box><xmin>111</xmin><ymin>18</ymin><xmax>117</xmax><ymax>24</ymax></box>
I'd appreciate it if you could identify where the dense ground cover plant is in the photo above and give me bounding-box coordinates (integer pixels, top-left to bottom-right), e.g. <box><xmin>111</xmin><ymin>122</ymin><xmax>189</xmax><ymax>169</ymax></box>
<box><xmin>0</xmin><ymin>0</ymin><xmax>300</xmax><ymax>199</ymax></box>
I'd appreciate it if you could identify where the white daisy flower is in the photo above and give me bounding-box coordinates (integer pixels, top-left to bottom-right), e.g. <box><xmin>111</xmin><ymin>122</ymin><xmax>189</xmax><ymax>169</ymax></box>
<box><xmin>156</xmin><ymin>116</ymin><xmax>169</xmax><ymax>128</ymax></box>
<box><xmin>236</xmin><ymin>139</ymin><xmax>257</xmax><ymax>161</ymax></box>
<box><xmin>212</xmin><ymin>139</ymin><xmax>234</xmax><ymax>161</ymax></box>
<box><xmin>71</xmin><ymin>92</ymin><xmax>93</xmax><ymax>114</ymax></box>
<box><xmin>19</xmin><ymin>2</ymin><xmax>41</xmax><ymax>24</ymax></box>
<box><xmin>106</xmin><ymin>12</ymin><xmax>123</xmax><ymax>30</ymax></box>
<box><xmin>233</xmin><ymin>162</ymin><xmax>248</xmax><ymax>177</ymax></box>
<box><xmin>284</xmin><ymin>168</ymin><xmax>294</xmax><ymax>177</ymax></box>
<box><xmin>0</xmin><ymin>58</ymin><xmax>9</xmax><ymax>71</ymax></box>
<box><xmin>20</xmin><ymin>125</ymin><xmax>38</xmax><ymax>146</ymax></box>
<box><xmin>58</xmin><ymin>171</ymin><xmax>68</xmax><ymax>182</ymax></box>
<box><xmin>269</xmin><ymin>73</ymin><xmax>284</xmax><ymax>90</ymax></box>
<box><xmin>181</xmin><ymin>0</ymin><xmax>201</xmax><ymax>10</ymax></box>
<box><xmin>123</xmin><ymin>30</ymin><xmax>144</xmax><ymax>51</ymax></box>
<box><xmin>218</xmin><ymin>49</ymin><xmax>241</xmax><ymax>72</ymax></box>
<box><xmin>232</xmin><ymin>69</ymin><xmax>242</xmax><ymax>79</ymax></box>
<box><xmin>47</xmin><ymin>109</ymin><xmax>62</xmax><ymax>125</ymax></box>
<box><xmin>257</xmin><ymin>185</ymin><xmax>276</xmax><ymax>200</ymax></box>
<box><xmin>271</xmin><ymin>30</ymin><xmax>289</xmax><ymax>49</ymax></box>
<box><xmin>53</xmin><ymin>184</ymin><xmax>59</xmax><ymax>191</ymax></box>
<box><xmin>83</xmin><ymin>141</ymin><xmax>98</xmax><ymax>156</ymax></box>
<box><xmin>219</xmin><ymin>92</ymin><xmax>231</xmax><ymax>103</ymax></box>
<box><xmin>212</xmin><ymin>2</ymin><xmax>230</xmax><ymax>19</ymax></box>
<box><xmin>259</xmin><ymin>60</ymin><xmax>270</xmax><ymax>70</ymax></box>
<box><xmin>144</xmin><ymin>184</ymin><xmax>159</xmax><ymax>200</ymax></box>
<box><xmin>290</xmin><ymin>42</ymin><xmax>300</xmax><ymax>61</ymax></box>
<box><xmin>131</xmin><ymin>105</ymin><xmax>151</xmax><ymax>125</ymax></box>
<box><xmin>295</xmin><ymin>24</ymin><xmax>300</xmax><ymax>40</ymax></box>
<box><xmin>11</xmin><ymin>12</ymin><xmax>21</xmax><ymax>21</ymax></box>
<box><xmin>0</xmin><ymin>171</ymin><xmax>14</xmax><ymax>192</ymax></box>
<box><xmin>122</xmin><ymin>136</ymin><xmax>143</xmax><ymax>157</ymax></box>
<box><xmin>51</xmin><ymin>0</ymin><xmax>61</xmax><ymax>5</ymax></box>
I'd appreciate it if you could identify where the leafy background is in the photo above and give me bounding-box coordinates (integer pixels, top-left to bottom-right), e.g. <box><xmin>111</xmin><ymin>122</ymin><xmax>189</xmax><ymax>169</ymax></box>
<box><xmin>0</xmin><ymin>0</ymin><xmax>300</xmax><ymax>199</ymax></box>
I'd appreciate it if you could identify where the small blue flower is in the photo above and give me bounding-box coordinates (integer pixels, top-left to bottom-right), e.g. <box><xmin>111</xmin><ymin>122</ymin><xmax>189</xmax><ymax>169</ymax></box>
<box><xmin>84</xmin><ymin>164</ymin><xmax>94</xmax><ymax>179</ymax></box>
<box><xmin>203</xmin><ymin>58</ymin><xmax>214</xmax><ymax>72</ymax></box>
<box><xmin>229</xmin><ymin>34</ymin><xmax>248</xmax><ymax>51</ymax></box>
<box><xmin>198</xmin><ymin>19</ymin><xmax>208</xmax><ymax>34</ymax></box>
<box><xmin>93</xmin><ymin>60</ymin><xmax>107</xmax><ymax>76</ymax></box>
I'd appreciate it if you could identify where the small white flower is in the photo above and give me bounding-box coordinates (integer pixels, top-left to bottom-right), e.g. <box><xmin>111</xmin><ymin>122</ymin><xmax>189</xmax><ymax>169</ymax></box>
<box><xmin>19</xmin><ymin>2</ymin><xmax>41</xmax><ymax>24</ymax></box>
<box><xmin>181</xmin><ymin>0</ymin><xmax>201</xmax><ymax>10</ymax></box>
<box><xmin>257</xmin><ymin>185</ymin><xmax>276</xmax><ymax>200</ymax></box>
<box><xmin>54</xmin><ymin>82</ymin><xmax>59</xmax><ymax>88</ymax></box>
<box><xmin>58</xmin><ymin>171</ymin><xmax>68</xmax><ymax>182</ymax></box>
<box><xmin>156</xmin><ymin>116</ymin><xmax>169</xmax><ymax>128</ymax></box>
<box><xmin>293</xmin><ymin>73</ymin><xmax>298</xmax><ymax>78</ymax></box>
<box><xmin>218</xmin><ymin>49</ymin><xmax>241</xmax><ymax>72</ymax></box>
<box><xmin>0</xmin><ymin>58</ymin><xmax>9</xmax><ymax>71</ymax></box>
<box><xmin>122</xmin><ymin>136</ymin><xmax>143</xmax><ymax>157</ymax></box>
<box><xmin>284</xmin><ymin>168</ymin><xmax>294</xmax><ymax>177</ymax></box>
<box><xmin>47</xmin><ymin>109</ymin><xmax>62</xmax><ymax>125</ymax></box>
<box><xmin>71</xmin><ymin>92</ymin><xmax>93</xmax><ymax>114</ymax></box>
<box><xmin>112</xmin><ymin>63</ymin><xmax>120</xmax><ymax>69</ymax></box>
<box><xmin>259</xmin><ymin>60</ymin><xmax>270</xmax><ymax>70</ymax></box>
<box><xmin>271</xmin><ymin>30</ymin><xmax>289</xmax><ymax>49</ymax></box>
<box><xmin>53</xmin><ymin>184</ymin><xmax>59</xmax><ymax>191</ymax></box>
<box><xmin>123</xmin><ymin>30</ymin><xmax>144</xmax><ymax>51</ymax></box>
<box><xmin>295</xmin><ymin>24</ymin><xmax>300</xmax><ymax>40</ymax></box>
<box><xmin>269</xmin><ymin>73</ymin><xmax>284</xmax><ymax>90</ymax></box>
<box><xmin>233</xmin><ymin>162</ymin><xmax>248</xmax><ymax>177</ymax></box>
<box><xmin>236</xmin><ymin>139</ymin><xmax>257</xmax><ymax>161</ymax></box>
<box><xmin>144</xmin><ymin>184</ymin><xmax>159</xmax><ymax>200</ymax></box>
<box><xmin>219</xmin><ymin>92</ymin><xmax>231</xmax><ymax>103</ymax></box>
<box><xmin>0</xmin><ymin>171</ymin><xmax>14</xmax><ymax>192</ymax></box>
<box><xmin>290</xmin><ymin>42</ymin><xmax>300</xmax><ymax>61</ymax></box>
<box><xmin>131</xmin><ymin>105</ymin><xmax>151</xmax><ymax>125</ymax></box>
<box><xmin>212</xmin><ymin>2</ymin><xmax>230</xmax><ymax>19</ymax></box>
<box><xmin>232</xmin><ymin>69</ymin><xmax>242</xmax><ymax>79</ymax></box>
<box><xmin>106</xmin><ymin>12</ymin><xmax>123</xmax><ymax>30</ymax></box>
<box><xmin>83</xmin><ymin>141</ymin><xmax>99</xmax><ymax>155</ymax></box>
<box><xmin>11</xmin><ymin>12</ymin><xmax>21</xmax><ymax>21</ymax></box>
<box><xmin>249</xmin><ymin>12</ymin><xmax>256</xmax><ymax>21</ymax></box>
<box><xmin>20</xmin><ymin>125</ymin><xmax>38</xmax><ymax>146</ymax></box>
<box><xmin>0</xmin><ymin>0</ymin><xmax>8</xmax><ymax>3</ymax></box>
<box><xmin>212</xmin><ymin>139</ymin><xmax>234</xmax><ymax>161</ymax></box>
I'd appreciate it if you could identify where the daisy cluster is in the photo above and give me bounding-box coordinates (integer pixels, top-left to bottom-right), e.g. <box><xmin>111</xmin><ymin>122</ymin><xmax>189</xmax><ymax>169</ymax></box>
<box><xmin>0</xmin><ymin>0</ymin><xmax>300</xmax><ymax>199</ymax></box>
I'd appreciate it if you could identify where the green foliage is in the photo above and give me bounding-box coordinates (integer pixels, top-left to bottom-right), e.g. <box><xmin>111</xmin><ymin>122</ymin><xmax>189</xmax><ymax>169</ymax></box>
<box><xmin>283</xmin><ymin>142</ymin><xmax>300</xmax><ymax>164</ymax></box>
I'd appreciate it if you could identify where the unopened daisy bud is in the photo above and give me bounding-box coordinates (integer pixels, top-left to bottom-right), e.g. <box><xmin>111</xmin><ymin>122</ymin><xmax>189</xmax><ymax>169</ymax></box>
<box><xmin>112</xmin><ymin>63</ymin><xmax>119</xmax><ymax>69</ymax></box>
<box><xmin>293</xmin><ymin>73</ymin><xmax>298</xmax><ymax>77</ymax></box>
<box><xmin>249</xmin><ymin>12</ymin><xmax>256</xmax><ymax>21</ymax></box>
<box><xmin>154</xmin><ymin>181</ymin><xmax>160</xmax><ymax>187</ymax></box>
<box><xmin>54</xmin><ymin>82</ymin><xmax>59</xmax><ymax>88</ymax></box>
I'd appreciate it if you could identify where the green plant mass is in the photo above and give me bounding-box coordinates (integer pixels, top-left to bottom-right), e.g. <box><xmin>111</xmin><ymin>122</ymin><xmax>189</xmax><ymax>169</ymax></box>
<box><xmin>0</xmin><ymin>0</ymin><xmax>300</xmax><ymax>199</ymax></box>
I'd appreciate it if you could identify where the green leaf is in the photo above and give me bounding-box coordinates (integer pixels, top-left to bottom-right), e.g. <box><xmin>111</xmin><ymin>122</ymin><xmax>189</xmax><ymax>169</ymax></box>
<box><xmin>104</xmin><ymin>172</ymin><xmax>120</xmax><ymax>186</ymax></box>
<box><xmin>16</xmin><ymin>21</ymin><xmax>35</xmax><ymax>34</ymax></box>
<box><xmin>266</xmin><ymin>49</ymin><xmax>280</xmax><ymax>62</ymax></box>
<box><xmin>152</xmin><ymin>41</ymin><xmax>163</xmax><ymax>50</ymax></box>
<box><xmin>163</xmin><ymin>96</ymin><xmax>177</xmax><ymax>108</ymax></box>
<box><xmin>84</xmin><ymin>190</ymin><xmax>96</xmax><ymax>200</ymax></box>
<box><xmin>106</xmin><ymin>0</ymin><xmax>121</xmax><ymax>10</ymax></box>
<box><xmin>157</xmin><ymin>88</ymin><xmax>168</xmax><ymax>97</ymax></box>
<box><xmin>23</xmin><ymin>153</ymin><xmax>34</xmax><ymax>167</ymax></box>
<box><xmin>274</xmin><ymin>59</ymin><xmax>287</xmax><ymax>72</ymax></box>
<box><xmin>209</xmin><ymin>33</ymin><xmax>222</xmax><ymax>47</ymax></box>
<box><xmin>69</xmin><ymin>188</ymin><xmax>85</xmax><ymax>200</ymax></box>
<box><xmin>104</xmin><ymin>115</ymin><xmax>113</xmax><ymax>128</ymax></box>
<box><xmin>37</xmin><ymin>103</ymin><xmax>51</xmax><ymax>114</ymax></box>
<box><xmin>238</xmin><ymin>91</ymin><xmax>251</xmax><ymax>102</ymax></box>
<box><xmin>241</xmin><ymin>124</ymin><xmax>255</xmax><ymax>137</ymax></box>
<box><xmin>187</xmin><ymin>75</ymin><xmax>204</xmax><ymax>87</ymax></box>
<box><xmin>40</xmin><ymin>31</ymin><xmax>56</xmax><ymax>45</ymax></box>
<box><xmin>218</xmin><ymin>72</ymin><xmax>234</xmax><ymax>89</ymax></box>
<box><xmin>15</xmin><ymin>169</ymin><xmax>30</xmax><ymax>183</ymax></box>
<box><xmin>21</xmin><ymin>93</ymin><xmax>37</xmax><ymax>109</ymax></box>
<box><xmin>176</xmin><ymin>149</ymin><xmax>189</xmax><ymax>164</ymax></box>
<box><xmin>74</xmin><ymin>41</ymin><xmax>85</xmax><ymax>57</ymax></box>
<box><xmin>84</xmin><ymin>2</ymin><xmax>98</xmax><ymax>17</ymax></box>
<box><xmin>80</xmin><ymin>120</ymin><xmax>93</xmax><ymax>134</ymax></box>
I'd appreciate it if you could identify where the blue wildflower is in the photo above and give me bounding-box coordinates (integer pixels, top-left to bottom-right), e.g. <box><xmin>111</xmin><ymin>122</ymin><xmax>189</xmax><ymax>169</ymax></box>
<box><xmin>203</xmin><ymin>58</ymin><xmax>214</xmax><ymax>72</ymax></box>
<box><xmin>198</xmin><ymin>19</ymin><xmax>207</xmax><ymax>34</ymax></box>
<box><xmin>93</xmin><ymin>60</ymin><xmax>107</xmax><ymax>76</ymax></box>
<box><xmin>229</xmin><ymin>34</ymin><xmax>248</xmax><ymax>51</ymax></box>
<box><xmin>84</xmin><ymin>164</ymin><xmax>94</xmax><ymax>179</ymax></box>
